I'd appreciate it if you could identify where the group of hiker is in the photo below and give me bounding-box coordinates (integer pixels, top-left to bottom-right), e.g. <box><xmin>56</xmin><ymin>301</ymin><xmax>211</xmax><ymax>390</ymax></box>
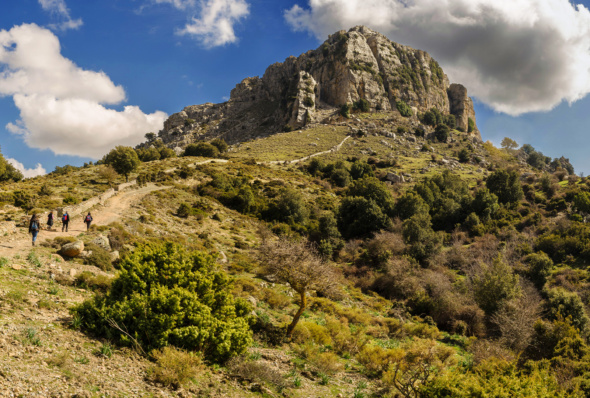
<box><xmin>28</xmin><ymin>211</ymin><xmax>93</xmax><ymax>246</ymax></box>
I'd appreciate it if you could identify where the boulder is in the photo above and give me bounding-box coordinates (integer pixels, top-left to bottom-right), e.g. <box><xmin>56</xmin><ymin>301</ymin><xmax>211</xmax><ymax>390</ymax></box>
<box><xmin>109</xmin><ymin>251</ymin><xmax>120</xmax><ymax>262</ymax></box>
<box><xmin>60</xmin><ymin>241</ymin><xmax>84</xmax><ymax>258</ymax></box>
<box><xmin>386</xmin><ymin>173</ymin><xmax>405</xmax><ymax>183</ymax></box>
<box><xmin>91</xmin><ymin>235</ymin><xmax>111</xmax><ymax>250</ymax></box>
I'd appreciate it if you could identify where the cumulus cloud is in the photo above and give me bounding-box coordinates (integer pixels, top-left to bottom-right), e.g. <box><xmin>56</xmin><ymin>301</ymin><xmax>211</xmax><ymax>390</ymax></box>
<box><xmin>153</xmin><ymin>0</ymin><xmax>249</xmax><ymax>47</ymax></box>
<box><xmin>38</xmin><ymin>0</ymin><xmax>83</xmax><ymax>31</ymax></box>
<box><xmin>6</xmin><ymin>158</ymin><xmax>46</xmax><ymax>179</ymax></box>
<box><xmin>0</xmin><ymin>24</ymin><xmax>167</xmax><ymax>159</ymax></box>
<box><xmin>284</xmin><ymin>0</ymin><xmax>590</xmax><ymax>116</ymax></box>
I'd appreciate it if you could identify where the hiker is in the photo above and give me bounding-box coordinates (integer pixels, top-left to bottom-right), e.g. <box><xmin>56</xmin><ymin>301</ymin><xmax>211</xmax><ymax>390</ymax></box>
<box><xmin>83</xmin><ymin>212</ymin><xmax>93</xmax><ymax>231</ymax></box>
<box><xmin>47</xmin><ymin>211</ymin><xmax>54</xmax><ymax>230</ymax></box>
<box><xmin>61</xmin><ymin>211</ymin><xmax>70</xmax><ymax>232</ymax></box>
<box><xmin>29</xmin><ymin>214</ymin><xmax>40</xmax><ymax>246</ymax></box>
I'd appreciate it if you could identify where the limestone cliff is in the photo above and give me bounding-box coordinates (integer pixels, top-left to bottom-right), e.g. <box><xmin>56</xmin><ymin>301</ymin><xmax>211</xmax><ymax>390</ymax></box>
<box><xmin>151</xmin><ymin>26</ymin><xmax>480</xmax><ymax>152</ymax></box>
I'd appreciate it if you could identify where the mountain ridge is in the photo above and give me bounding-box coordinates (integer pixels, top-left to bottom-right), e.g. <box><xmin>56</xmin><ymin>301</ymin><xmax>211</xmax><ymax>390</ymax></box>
<box><xmin>148</xmin><ymin>26</ymin><xmax>480</xmax><ymax>153</ymax></box>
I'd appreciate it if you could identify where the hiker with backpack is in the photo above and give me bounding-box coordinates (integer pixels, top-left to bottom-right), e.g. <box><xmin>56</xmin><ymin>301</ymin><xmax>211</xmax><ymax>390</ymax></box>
<box><xmin>29</xmin><ymin>214</ymin><xmax>40</xmax><ymax>246</ymax></box>
<box><xmin>83</xmin><ymin>212</ymin><xmax>93</xmax><ymax>231</ymax></box>
<box><xmin>61</xmin><ymin>211</ymin><xmax>70</xmax><ymax>232</ymax></box>
<box><xmin>47</xmin><ymin>211</ymin><xmax>54</xmax><ymax>230</ymax></box>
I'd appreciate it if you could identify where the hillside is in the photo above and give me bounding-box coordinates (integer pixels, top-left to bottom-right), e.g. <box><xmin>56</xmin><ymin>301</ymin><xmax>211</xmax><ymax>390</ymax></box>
<box><xmin>1</xmin><ymin>26</ymin><xmax>589</xmax><ymax>398</ymax></box>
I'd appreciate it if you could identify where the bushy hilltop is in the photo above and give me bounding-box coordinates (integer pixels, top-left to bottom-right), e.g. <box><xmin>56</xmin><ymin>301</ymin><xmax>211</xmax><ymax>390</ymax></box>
<box><xmin>147</xmin><ymin>26</ymin><xmax>480</xmax><ymax>153</ymax></box>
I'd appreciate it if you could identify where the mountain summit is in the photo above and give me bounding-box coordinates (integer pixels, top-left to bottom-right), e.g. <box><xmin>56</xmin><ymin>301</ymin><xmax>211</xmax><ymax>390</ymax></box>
<box><xmin>153</xmin><ymin>26</ymin><xmax>479</xmax><ymax>151</ymax></box>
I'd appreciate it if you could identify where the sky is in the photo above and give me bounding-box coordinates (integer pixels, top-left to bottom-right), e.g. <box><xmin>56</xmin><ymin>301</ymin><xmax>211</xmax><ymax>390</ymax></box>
<box><xmin>2</xmin><ymin>0</ymin><xmax>590</xmax><ymax>177</ymax></box>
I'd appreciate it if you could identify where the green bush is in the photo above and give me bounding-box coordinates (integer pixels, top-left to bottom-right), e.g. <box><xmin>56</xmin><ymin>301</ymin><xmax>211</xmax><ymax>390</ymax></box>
<box><xmin>340</xmin><ymin>104</ymin><xmax>351</xmax><ymax>118</ymax></box>
<box><xmin>545</xmin><ymin>288</ymin><xmax>590</xmax><ymax>333</ymax></box>
<box><xmin>458</xmin><ymin>148</ymin><xmax>470</xmax><ymax>163</ymax></box>
<box><xmin>472</xmin><ymin>256</ymin><xmax>521</xmax><ymax>315</ymax></box>
<box><xmin>396</xmin><ymin>100</ymin><xmax>413</xmax><ymax>117</ymax></box>
<box><xmin>72</xmin><ymin>242</ymin><xmax>253</xmax><ymax>363</ymax></box>
<box><xmin>84</xmin><ymin>243</ymin><xmax>114</xmax><ymax>271</ymax></box>
<box><xmin>210</xmin><ymin>138</ymin><xmax>228</xmax><ymax>153</ymax></box>
<box><xmin>434</xmin><ymin>124</ymin><xmax>450</xmax><ymax>142</ymax></box>
<box><xmin>486</xmin><ymin>169</ymin><xmax>524</xmax><ymax>205</ymax></box>
<box><xmin>183</xmin><ymin>142</ymin><xmax>220</xmax><ymax>158</ymax></box>
<box><xmin>354</xmin><ymin>98</ymin><xmax>370</xmax><ymax>112</ymax></box>
<box><xmin>338</xmin><ymin>196</ymin><xmax>391</xmax><ymax>239</ymax></box>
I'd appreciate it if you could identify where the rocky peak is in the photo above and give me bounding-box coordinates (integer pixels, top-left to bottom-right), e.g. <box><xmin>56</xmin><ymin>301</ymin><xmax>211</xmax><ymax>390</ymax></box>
<box><xmin>150</xmin><ymin>26</ymin><xmax>481</xmax><ymax>150</ymax></box>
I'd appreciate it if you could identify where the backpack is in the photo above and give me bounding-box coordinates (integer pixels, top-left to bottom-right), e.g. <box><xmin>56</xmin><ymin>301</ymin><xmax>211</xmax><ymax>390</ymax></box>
<box><xmin>62</xmin><ymin>214</ymin><xmax>68</xmax><ymax>222</ymax></box>
<box><xmin>85</xmin><ymin>215</ymin><xmax>92</xmax><ymax>222</ymax></box>
<box><xmin>31</xmin><ymin>220</ymin><xmax>39</xmax><ymax>231</ymax></box>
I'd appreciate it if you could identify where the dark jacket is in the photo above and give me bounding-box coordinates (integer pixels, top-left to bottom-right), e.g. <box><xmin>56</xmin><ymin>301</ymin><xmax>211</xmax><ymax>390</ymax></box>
<box><xmin>29</xmin><ymin>217</ymin><xmax>40</xmax><ymax>233</ymax></box>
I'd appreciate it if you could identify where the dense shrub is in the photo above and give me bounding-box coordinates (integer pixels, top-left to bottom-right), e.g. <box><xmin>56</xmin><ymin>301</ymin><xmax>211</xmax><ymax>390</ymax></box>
<box><xmin>434</xmin><ymin>124</ymin><xmax>450</xmax><ymax>142</ymax></box>
<box><xmin>486</xmin><ymin>169</ymin><xmax>524</xmax><ymax>205</ymax></box>
<box><xmin>183</xmin><ymin>142</ymin><xmax>220</xmax><ymax>158</ymax></box>
<box><xmin>422</xmin><ymin>359</ymin><xmax>568</xmax><ymax>397</ymax></box>
<box><xmin>396</xmin><ymin>100</ymin><xmax>413</xmax><ymax>117</ymax></box>
<box><xmin>353</xmin><ymin>98</ymin><xmax>370</xmax><ymax>112</ymax></box>
<box><xmin>472</xmin><ymin>256</ymin><xmax>521</xmax><ymax>315</ymax></box>
<box><xmin>545</xmin><ymin>288</ymin><xmax>590</xmax><ymax>333</ymax></box>
<box><xmin>338</xmin><ymin>196</ymin><xmax>391</xmax><ymax>239</ymax></box>
<box><xmin>210</xmin><ymin>138</ymin><xmax>228</xmax><ymax>153</ymax></box>
<box><xmin>72</xmin><ymin>242</ymin><xmax>253</xmax><ymax>363</ymax></box>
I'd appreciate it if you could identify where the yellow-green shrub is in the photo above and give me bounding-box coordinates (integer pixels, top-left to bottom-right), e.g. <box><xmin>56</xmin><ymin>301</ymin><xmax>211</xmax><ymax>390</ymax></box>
<box><xmin>72</xmin><ymin>242</ymin><xmax>253</xmax><ymax>363</ymax></box>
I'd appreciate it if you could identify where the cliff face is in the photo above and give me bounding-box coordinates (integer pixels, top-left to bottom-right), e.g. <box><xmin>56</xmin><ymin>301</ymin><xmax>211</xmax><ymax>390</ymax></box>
<box><xmin>153</xmin><ymin>26</ymin><xmax>480</xmax><ymax>151</ymax></box>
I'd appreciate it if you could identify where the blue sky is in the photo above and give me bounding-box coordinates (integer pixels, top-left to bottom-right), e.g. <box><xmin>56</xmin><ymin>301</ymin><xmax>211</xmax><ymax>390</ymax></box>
<box><xmin>2</xmin><ymin>0</ymin><xmax>590</xmax><ymax>177</ymax></box>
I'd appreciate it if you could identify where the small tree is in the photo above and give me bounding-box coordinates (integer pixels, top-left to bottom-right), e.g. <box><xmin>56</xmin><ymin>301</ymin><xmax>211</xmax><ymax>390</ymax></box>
<box><xmin>103</xmin><ymin>146</ymin><xmax>140</xmax><ymax>182</ymax></box>
<box><xmin>98</xmin><ymin>165</ymin><xmax>118</xmax><ymax>186</ymax></box>
<box><xmin>434</xmin><ymin>124</ymin><xmax>449</xmax><ymax>142</ymax></box>
<box><xmin>472</xmin><ymin>256</ymin><xmax>521</xmax><ymax>315</ymax></box>
<box><xmin>501</xmin><ymin>137</ymin><xmax>518</xmax><ymax>151</ymax></box>
<box><xmin>258</xmin><ymin>237</ymin><xmax>338</xmax><ymax>339</ymax></box>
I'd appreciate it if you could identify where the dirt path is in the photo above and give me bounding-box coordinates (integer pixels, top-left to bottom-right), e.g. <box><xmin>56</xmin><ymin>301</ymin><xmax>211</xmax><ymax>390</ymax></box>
<box><xmin>263</xmin><ymin>135</ymin><xmax>351</xmax><ymax>165</ymax></box>
<box><xmin>0</xmin><ymin>183</ymin><xmax>169</xmax><ymax>257</ymax></box>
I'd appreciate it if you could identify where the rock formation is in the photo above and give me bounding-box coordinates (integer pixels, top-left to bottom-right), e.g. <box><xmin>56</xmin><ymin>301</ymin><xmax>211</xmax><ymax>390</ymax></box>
<box><xmin>149</xmin><ymin>26</ymin><xmax>481</xmax><ymax>150</ymax></box>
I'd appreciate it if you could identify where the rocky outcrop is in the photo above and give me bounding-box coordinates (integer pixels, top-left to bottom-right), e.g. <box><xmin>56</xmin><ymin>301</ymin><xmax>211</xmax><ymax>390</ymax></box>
<box><xmin>149</xmin><ymin>26</ymin><xmax>480</xmax><ymax>150</ymax></box>
<box><xmin>448</xmin><ymin>84</ymin><xmax>480</xmax><ymax>140</ymax></box>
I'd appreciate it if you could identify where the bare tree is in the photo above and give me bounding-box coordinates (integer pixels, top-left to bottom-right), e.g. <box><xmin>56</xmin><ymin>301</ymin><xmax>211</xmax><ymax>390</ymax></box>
<box><xmin>258</xmin><ymin>237</ymin><xmax>338</xmax><ymax>339</ymax></box>
<box><xmin>491</xmin><ymin>280</ymin><xmax>541</xmax><ymax>352</ymax></box>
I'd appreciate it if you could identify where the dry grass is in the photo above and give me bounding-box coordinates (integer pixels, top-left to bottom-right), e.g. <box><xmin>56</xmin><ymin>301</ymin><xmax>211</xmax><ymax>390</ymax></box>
<box><xmin>147</xmin><ymin>346</ymin><xmax>202</xmax><ymax>389</ymax></box>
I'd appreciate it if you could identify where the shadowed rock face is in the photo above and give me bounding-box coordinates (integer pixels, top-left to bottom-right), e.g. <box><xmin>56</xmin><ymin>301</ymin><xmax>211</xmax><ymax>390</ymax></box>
<box><xmin>152</xmin><ymin>26</ymin><xmax>480</xmax><ymax>150</ymax></box>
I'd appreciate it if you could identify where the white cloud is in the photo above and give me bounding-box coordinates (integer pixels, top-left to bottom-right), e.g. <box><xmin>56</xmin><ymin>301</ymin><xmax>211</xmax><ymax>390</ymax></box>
<box><xmin>0</xmin><ymin>24</ymin><xmax>167</xmax><ymax>159</ymax></box>
<box><xmin>152</xmin><ymin>0</ymin><xmax>249</xmax><ymax>47</ymax></box>
<box><xmin>284</xmin><ymin>0</ymin><xmax>590</xmax><ymax>116</ymax></box>
<box><xmin>38</xmin><ymin>0</ymin><xmax>83</xmax><ymax>31</ymax></box>
<box><xmin>6</xmin><ymin>158</ymin><xmax>46</xmax><ymax>179</ymax></box>
<box><xmin>152</xmin><ymin>0</ymin><xmax>197</xmax><ymax>10</ymax></box>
